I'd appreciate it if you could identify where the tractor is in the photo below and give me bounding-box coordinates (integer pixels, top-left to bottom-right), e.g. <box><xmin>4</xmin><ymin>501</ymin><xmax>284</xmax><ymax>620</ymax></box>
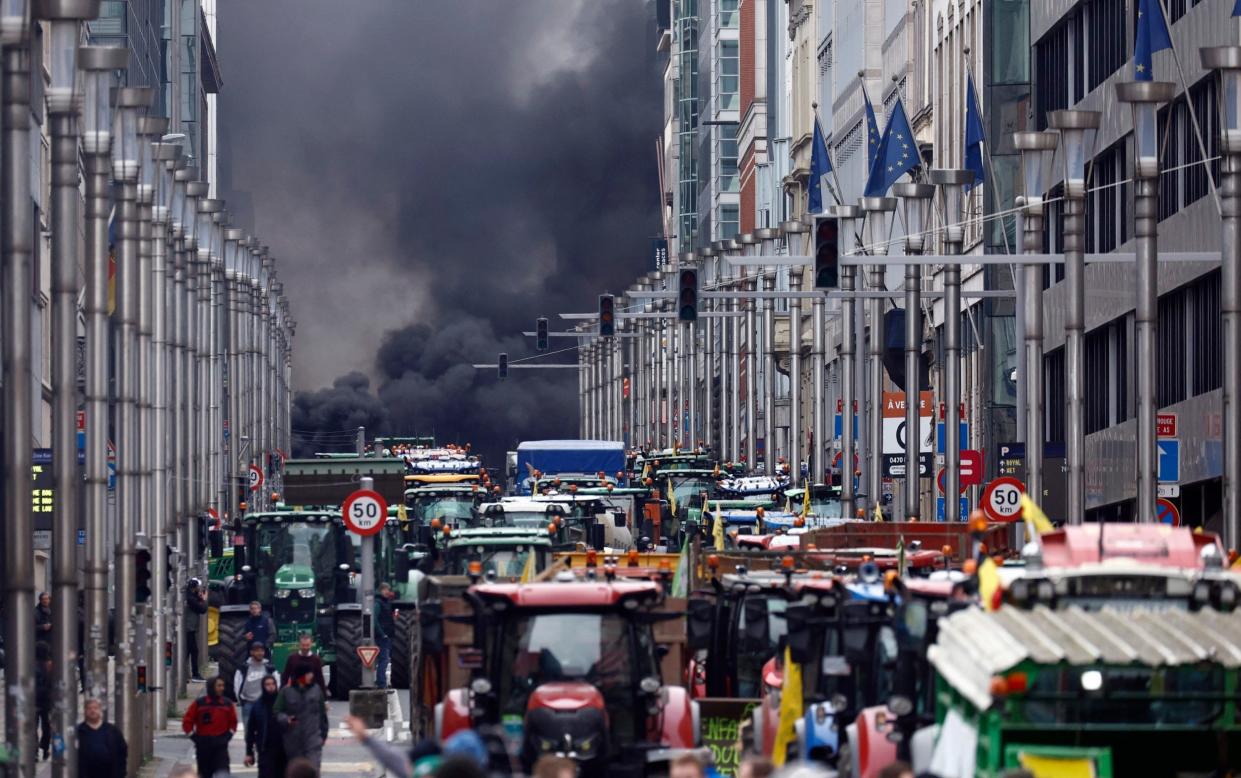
<box><xmin>429</xmin><ymin>575</ymin><xmax>701</xmax><ymax>776</ymax></box>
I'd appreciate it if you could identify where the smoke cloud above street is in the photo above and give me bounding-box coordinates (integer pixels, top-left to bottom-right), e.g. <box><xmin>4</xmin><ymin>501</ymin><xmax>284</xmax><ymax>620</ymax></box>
<box><xmin>218</xmin><ymin>1</ymin><xmax>662</xmax><ymax>462</ymax></box>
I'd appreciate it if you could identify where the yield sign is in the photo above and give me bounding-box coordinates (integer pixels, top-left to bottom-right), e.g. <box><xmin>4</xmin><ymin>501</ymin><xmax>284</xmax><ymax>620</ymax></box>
<box><xmin>356</xmin><ymin>645</ymin><xmax>381</xmax><ymax>670</ymax></box>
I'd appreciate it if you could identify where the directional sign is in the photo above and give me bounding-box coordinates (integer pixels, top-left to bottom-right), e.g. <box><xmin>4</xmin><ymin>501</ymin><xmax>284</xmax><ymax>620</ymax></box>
<box><xmin>248</xmin><ymin>464</ymin><xmax>264</xmax><ymax>492</ymax></box>
<box><xmin>960</xmin><ymin>449</ymin><xmax>983</xmax><ymax>486</ymax></box>
<box><xmin>1157</xmin><ymin>439</ymin><xmax>1180</xmax><ymax>483</ymax></box>
<box><xmin>342</xmin><ymin>489</ymin><xmax>388</xmax><ymax>536</ymax></box>
<box><xmin>356</xmin><ymin>645</ymin><xmax>381</xmax><ymax>670</ymax></box>
<box><xmin>936</xmin><ymin>497</ymin><xmax>969</xmax><ymax>522</ymax></box>
<box><xmin>1156</xmin><ymin>498</ymin><xmax>1180</xmax><ymax>527</ymax></box>
<box><xmin>981</xmin><ymin>476</ymin><xmax>1025</xmax><ymax>523</ymax></box>
<box><xmin>1157</xmin><ymin>413</ymin><xmax>1177</xmax><ymax>438</ymax></box>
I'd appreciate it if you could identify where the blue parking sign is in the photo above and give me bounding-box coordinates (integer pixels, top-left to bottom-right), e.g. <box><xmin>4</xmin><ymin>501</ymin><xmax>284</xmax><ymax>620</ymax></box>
<box><xmin>1158</xmin><ymin>439</ymin><xmax>1180</xmax><ymax>483</ymax></box>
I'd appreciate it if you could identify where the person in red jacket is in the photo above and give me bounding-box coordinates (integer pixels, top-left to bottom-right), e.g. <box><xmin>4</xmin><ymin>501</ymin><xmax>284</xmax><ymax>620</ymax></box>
<box><xmin>181</xmin><ymin>676</ymin><xmax>238</xmax><ymax>777</ymax></box>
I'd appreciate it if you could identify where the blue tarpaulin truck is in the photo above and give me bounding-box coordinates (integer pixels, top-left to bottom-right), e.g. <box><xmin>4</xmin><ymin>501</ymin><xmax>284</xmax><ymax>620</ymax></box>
<box><xmin>513</xmin><ymin>439</ymin><xmax>626</xmax><ymax>495</ymax></box>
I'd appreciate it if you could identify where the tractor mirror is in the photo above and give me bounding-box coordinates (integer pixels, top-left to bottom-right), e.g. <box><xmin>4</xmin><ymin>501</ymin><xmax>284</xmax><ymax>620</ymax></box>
<box><xmin>741</xmin><ymin>597</ymin><xmax>770</xmax><ymax>647</ymax></box>
<box><xmin>612</xmin><ymin>513</ymin><xmax>625</xmax><ymax>528</ymax></box>
<box><xmin>784</xmin><ymin>604</ymin><xmax>814</xmax><ymax>663</ymax></box>
<box><xmin>686</xmin><ymin>598</ymin><xmax>714</xmax><ymax>650</ymax></box>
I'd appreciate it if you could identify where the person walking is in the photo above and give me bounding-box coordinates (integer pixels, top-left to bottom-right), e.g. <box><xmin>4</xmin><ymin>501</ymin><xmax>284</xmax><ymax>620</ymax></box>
<box><xmin>374</xmin><ymin>583</ymin><xmax>396</xmax><ymax>688</ymax></box>
<box><xmin>77</xmin><ymin>698</ymin><xmax>127</xmax><ymax>778</ymax></box>
<box><xmin>233</xmin><ymin>641</ymin><xmax>279</xmax><ymax>719</ymax></box>
<box><xmin>34</xmin><ymin>592</ymin><xmax>52</xmax><ymax>643</ymax></box>
<box><xmin>181</xmin><ymin>676</ymin><xmax>238</xmax><ymax>778</ymax></box>
<box><xmin>35</xmin><ymin>647</ymin><xmax>52</xmax><ymax>761</ymax></box>
<box><xmin>281</xmin><ymin>633</ymin><xmax>326</xmax><ymax>690</ymax></box>
<box><xmin>276</xmin><ymin>670</ymin><xmax>329</xmax><ymax>770</ymax></box>
<box><xmin>242</xmin><ymin>600</ymin><xmax>276</xmax><ymax>657</ymax></box>
<box><xmin>185</xmin><ymin>579</ymin><xmax>208</xmax><ymax>682</ymax></box>
<box><xmin>243</xmin><ymin>675</ymin><xmax>287</xmax><ymax>778</ymax></box>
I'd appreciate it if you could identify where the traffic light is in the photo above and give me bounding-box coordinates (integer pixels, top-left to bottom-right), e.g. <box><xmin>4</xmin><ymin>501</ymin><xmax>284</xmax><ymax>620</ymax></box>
<box><xmin>135</xmin><ymin>547</ymin><xmax>152</xmax><ymax>603</ymax></box>
<box><xmin>536</xmin><ymin>317</ymin><xmax>549</xmax><ymax>351</ymax></box>
<box><xmin>814</xmin><ymin>216</ymin><xmax>840</xmax><ymax>290</ymax></box>
<box><xmin>678</xmin><ymin>269</ymin><xmax>698</xmax><ymax>322</ymax></box>
<box><xmin>598</xmin><ymin>294</ymin><xmax>615</xmax><ymax>337</ymax></box>
<box><xmin>498</xmin><ymin>353</ymin><xmax>509</xmax><ymax>380</ymax></box>
<box><xmin>165</xmin><ymin>544</ymin><xmax>175</xmax><ymax>590</ymax></box>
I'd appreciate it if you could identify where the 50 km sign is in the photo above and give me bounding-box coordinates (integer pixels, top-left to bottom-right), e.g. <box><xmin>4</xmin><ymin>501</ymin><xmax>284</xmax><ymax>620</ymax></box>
<box><xmin>982</xmin><ymin>476</ymin><xmax>1025</xmax><ymax>523</ymax></box>
<box><xmin>342</xmin><ymin>489</ymin><xmax>388</xmax><ymax>536</ymax></box>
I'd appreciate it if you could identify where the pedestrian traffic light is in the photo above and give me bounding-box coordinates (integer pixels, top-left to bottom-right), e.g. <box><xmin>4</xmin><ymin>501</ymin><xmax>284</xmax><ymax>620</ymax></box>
<box><xmin>814</xmin><ymin>215</ymin><xmax>840</xmax><ymax>290</ymax></box>
<box><xmin>599</xmin><ymin>294</ymin><xmax>615</xmax><ymax>337</ymax></box>
<box><xmin>135</xmin><ymin>547</ymin><xmax>152</xmax><ymax>603</ymax></box>
<box><xmin>678</xmin><ymin>269</ymin><xmax>698</xmax><ymax>322</ymax></box>
<box><xmin>498</xmin><ymin>353</ymin><xmax>509</xmax><ymax>380</ymax></box>
<box><xmin>536</xmin><ymin>317</ymin><xmax>549</xmax><ymax>351</ymax></box>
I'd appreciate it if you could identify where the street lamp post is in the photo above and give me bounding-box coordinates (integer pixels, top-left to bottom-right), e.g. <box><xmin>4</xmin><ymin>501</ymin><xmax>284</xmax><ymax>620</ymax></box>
<box><xmin>731</xmin><ymin>239</ymin><xmax>750</xmax><ymax>465</ymax></box>
<box><xmin>170</xmin><ymin>165</ymin><xmax>193</xmax><ymax>695</ymax></box>
<box><xmin>1012</xmin><ymin>131</ymin><xmax>1059</xmax><ymax>505</ymax></box>
<box><xmin>860</xmin><ymin>197</ymin><xmax>896</xmax><ymax>514</ymax></box>
<box><xmin>782</xmin><ymin>220</ymin><xmax>810</xmax><ymax>486</ymax></box>
<box><xmin>756</xmin><ymin>227</ymin><xmax>779</xmax><ymax>473</ymax></box>
<box><xmin>1202</xmin><ymin>46</ymin><xmax>1241</xmax><ymax>550</ymax></box>
<box><xmin>929</xmin><ymin>170</ymin><xmax>974</xmax><ymax>522</ymax></box>
<box><xmin>1118</xmin><ymin>80</ymin><xmax>1176</xmax><ymax>524</ymax></box>
<box><xmin>1047</xmin><ymin>109</ymin><xmax>1100</xmax><ymax>524</ymax></box>
<box><xmin>834</xmin><ymin>205</ymin><xmax>862</xmax><ymax>516</ymax></box>
<box><xmin>79</xmin><ymin>42</ymin><xmax>126</xmax><ymax>711</ymax></box>
<box><xmin>743</xmin><ymin>239</ymin><xmax>759</xmax><ymax>471</ymax></box>
<box><xmin>894</xmin><ymin>183</ymin><xmax>934</xmax><ymax>520</ymax></box>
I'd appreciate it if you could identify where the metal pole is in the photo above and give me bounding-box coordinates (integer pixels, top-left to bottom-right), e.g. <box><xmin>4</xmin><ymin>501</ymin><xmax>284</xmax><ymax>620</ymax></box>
<box><xmin>836</xmin><ymin>206</ymin><xmax>861</xmax><ymax>517</ymax></box>
<box><xmin>812</xmin><ymin>289</ymin><xmax>826</xmax><ymax>487</ymax></box>
<box><xmin>895</xmin><ymin>183</ymin><xmax>933</xmax><ymax>522</ymax></box>
<box><xmin>745</xmin><ymin>271</ymin><xmax>758</xmax><ymax>471</ymax></box>
<box><xmin>756</xmin><ymin>228</ymin><xmax>778</xmax><ymax>472</ymax></box>
<box><xmin>729</xmin><ymin>268</ymin><xmax>743</xmax><ymax>465</ymax></box>
<box><xmin>788</xmin><ymin>267</ymin><xmax>804</xmax><ymax>486</ymax></box>
<box><xmin>861</xmin><ymin>198</ymin><xmax>896</xmax><ymax>515</ymax></box>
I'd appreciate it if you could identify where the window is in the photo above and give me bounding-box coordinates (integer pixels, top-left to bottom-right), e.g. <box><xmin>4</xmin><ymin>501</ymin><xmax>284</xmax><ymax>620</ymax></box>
<box><xmin>719</xmin><ymin>0</ymin><xmax>738</xmax><ymax>28</ymax></box>
<box><xmin>1160</xmin><ymin>77</ymin><xmax>1220</xmax><ymax>221</ymax></box>
<box><xmin>718</xmin><ymin>40</ymin><xmax>739</xmax><ymax>111</ymax></box>
<box><xmin>1045</xmin><ymin>347</ymin><xmax>1065</xmax><ymax>443</ymax></box>
<box><xmin>718</xmin><ymin>204</ymin><xmax>739</xmax><ymax>240</ymax></box>
<box><xmin>1158</xmin><ymin>98</ymin><xmax>1183</xmax><ymax>221</ymax></box>
<box><xmin>1035</xmin><ymin>0</ymin><xmax>1126</xmax><ymax>127</ymax></box>
<box><xmin>1086</xmin><ymin>142</ymin><xmax>1127</xmax><ymax>253</ymax></box>
<box><xmin>991</xmin><ymin>0</ymin><xmax>1030</xmax><ymax>85</ymax></box>
<box><xmin>1191</xmin><ymin>270</ymin><xmax>1222</xmax><ymax>396</ymax></box>
<box><xmin>1034</xmin><ymin>19</ymin><xmax>1069</xmax><ymax>129</ymax></box>
<box><xmin>717</xmin><ymin>124</ymin><xmax>738</xmax><ymax>192</ymax></box>
<box><xmin>1157</xmin><ymin>289</ymin><xmax>1188</xmax><ymax>407</ymax></box>
<box><xmin>1087</xmin><ymin>0</ymin><xmax>1125</xmax><ymax>92</ymax></box>
<box><xmin>1085</xmin><ymin>328</ymin><xmax>1109</xmax><ymax>434</ymax></box>
<box><xmin>1042</xmin><ymin>185</ymin><xmax>1066</xmax><ymax>289</ymax></box>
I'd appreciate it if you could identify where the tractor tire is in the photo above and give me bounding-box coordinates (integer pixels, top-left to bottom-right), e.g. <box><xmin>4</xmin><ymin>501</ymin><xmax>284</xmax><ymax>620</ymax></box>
<box><xmin>389</xmin><ymin>608</ymin><xmax>415</xmax><ymax>690</ymax></box>
<box><xmin>214</xmin><ymin>613</ymin><xmax>248</xmax><ymax>698</ymax></box>
<box><xmin>408</xmin><ymin>615</ymin><xmax>432</xmax><ymax>742</ymax></box>
<box><xmin>331</xmin><ymin>612</ymin><xmax>363</xmax><ymax>701</ymax></box>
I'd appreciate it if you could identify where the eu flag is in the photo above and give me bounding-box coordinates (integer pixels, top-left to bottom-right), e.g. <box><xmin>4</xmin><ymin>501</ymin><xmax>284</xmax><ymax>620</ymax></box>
<box><xmin>863</xmin><ymin>87</ymin><xmax>881</xmax><ymax>173</ymax></box>
<box><xmin>1236</xmin><ymin>0</ymin><xmax>1241</xmax><ymax>15</ymax></box>
<box><xmin>964</xmin><ymin>74</ymin><xmax>986</xmax><ymax>192</ymax></box>
<box><xmin>864</xmin><ymin>97</ymin><xmax>919</xmax><ymax>197</ymax></box>
<box><xmin>1134</xmin><ymin>0</ymin><xmax>1171</xmax><ymax>81</ymax></box>
<box><xmin>809</xmin><ymin>115</ymin><xmax>833</xmax><ymax>213</ymax></box>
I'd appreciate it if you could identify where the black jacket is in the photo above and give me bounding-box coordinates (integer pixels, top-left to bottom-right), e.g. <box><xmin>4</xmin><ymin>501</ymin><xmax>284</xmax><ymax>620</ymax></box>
<box><xmin>34</xmin><ymin>605</ymin><xmax>52</xmax><ymax>641</ymax></box>
<box><xmin>375</xmin><ymin>597</ymin><xmax>396</xmax><ymax>641</ymax></box>
<box><xmin>76</xmin><ymin>721</ymin><xmax>128</xmax><ymax>778</ymax></box>
<box><xmin>245</xmin><ymin>698</ymin><xmax>285</xmax><ymax>759</ymax></box>
<box><xmin>186</xmin><ymin>590</ymin><xmax>208</xmax><ymax>631</ymax></box>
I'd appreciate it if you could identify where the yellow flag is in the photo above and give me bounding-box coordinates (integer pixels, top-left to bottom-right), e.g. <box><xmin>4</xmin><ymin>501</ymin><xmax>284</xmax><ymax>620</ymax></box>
<box><xmin>873</xmin><ymin>502</ymin><xmax>884</xmax><ymax>522</ymax></box>
<box><xmin>397</xmin><ymin>501</ymin><xmax>409</xmax><ymax>524</ymax></box>
<box><xmin>713</xmin><ymin>504</ymin><xmax>725</xmax><ymax>551</ymax></box>
<box><xmin>668</xmin><ymin>483</ymin><xmax>677</xmax><ymax>518</ymax></box>
<box><xmin>1020</xmin><ymin>493</ymin><xmax>1054</xmax><ymax>542</ymax></box>
<box><xmin>771</xmin><ymin>645</ymin><xmax>803</xmax><ymax>766</ymax></box>
<box><xmin>802</xmin><ymin>487</ymin><xmax>811</xmax><ymax>518</ymax></box>
<box><xmin>518</xmin><ymin>551</ymin><xmax>536</xmax><ymax>583</ymax></box>
<box><xmin>978</xmin><ymin>556</ymin><xmax>1001</xmax><ymax>611</ymax></box>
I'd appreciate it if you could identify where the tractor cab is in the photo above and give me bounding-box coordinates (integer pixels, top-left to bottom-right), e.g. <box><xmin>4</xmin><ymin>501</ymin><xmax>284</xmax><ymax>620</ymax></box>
<box><xmin>440</xmin><ymin>529</ymin><xmax>554</xmax><ymax>580</ymax></box>
<box><xmin>479</xmin><ymin>500</ymin><xmax>572</xmax><ymax>544</ymax></box>
<box><xmin>403</xmin><ymin>484</ymin><xmax>485</xmax><ymax>529</ymax></box>
<box><xmin>782</xmin><ymin>484</ymin><xmax>847</xmax><ymax>520</ymax></box>
<box><xmin>435</xmin><ymin>579</ymin><xmax>700</xmax><ymax>776</ymax></box>
<box><xmin>530</xmin><ymin>494</ymin><xmax>635</xmax><ymax>551</ymax></box>
<box><xmin>533</xmin><ymin>472</ymin><xmax>620</xmax><ymax>494</ymax></box>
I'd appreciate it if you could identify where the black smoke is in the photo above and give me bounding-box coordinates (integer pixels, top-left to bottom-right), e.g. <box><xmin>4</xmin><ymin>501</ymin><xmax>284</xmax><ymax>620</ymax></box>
<box><xmin>219</xmin><ymin>2</ymin><xmax>662</xmax><ymax>465</ymax></box>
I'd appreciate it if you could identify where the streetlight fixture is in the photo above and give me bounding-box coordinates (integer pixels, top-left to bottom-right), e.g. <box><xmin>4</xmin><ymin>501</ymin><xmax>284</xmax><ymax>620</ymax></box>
<box><xmin>781</xmin><ymin>219</ymin><xmax>810</xmax><ymax>485</ymax></box>
<box><xmin>1048</xmin><ymin>108</ymin><xmax>1100</xmax><ymax>525</ymax></box>
<box><xmin>832</xmin><ymin>204</ymin><xmax>863</xmax><ymax>517</ymax></box>
<box><xmin>1012</xmin><ymin>130</ymin><xmax>1059</xmax><ymax>505</ymax></box>
<box><xmin>894</xmin><ymin>183</ymin><xmax>934</xmax><ymax>520</ymax></box>
<box><xmin>859</xmin><ymin>196</ymin><xmax>896</xmax><ymax>516</ymax></box>
<box><xmin>755</xmin><ymin>227</ymin><xmax>780</xmax><ymax>473</ymax></box>
<box><xmin>1202</xmin><ymin>45</ymin><xmax>1241</xmax><ymax>551</ymax></box>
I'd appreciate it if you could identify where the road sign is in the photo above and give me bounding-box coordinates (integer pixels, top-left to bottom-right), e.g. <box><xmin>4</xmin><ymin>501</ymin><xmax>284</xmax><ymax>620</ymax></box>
<box><xmin>881</xmin><ymin>391</ymin><xmax>934</xmax><ymax>455</ymax></box>
<box><xmin>1157</xmin><ymin>439</ymin><xmax>1180</xmax><ymax>483</ymax></box>
<box><xmin>936</xmin><ymin>497</ymin><xmax>969</xmax><ymax>522</ymax></box>
<box><xmin>937</xmin><ymin>468</ymin><xmax>968</xmax><ymax>495</ymax></box>
<box><xmin>77</xmin><ymin>528</ymin><xmax>85</xmax><ymax>545</ymax></box>
<box><xmin>1157</xmin><ymin>483</ymin><xmax>1181</xmax><ymax>498</ymax></box>
<box><xmin>831</xmin><ymin>450</ymin><xmax>860</xmax><ymax>472</ymax></box>
<box><xmin>1156</xmin><ymin>497</ymin><xmax>1180</xmax><ymax>527</ymax></box>
<box><xmin>342</xmin><ymin>488</ymin><xmax>388</xmax><ymax>536</ymax></box>
<box><xmin>356</xmin><ymin>645</ymin><xmax>381</xmax><ymax>670</ymax></box>
<box><xmin>882</xmin><ymin>453</ymin><xmax>933</xmax><ymax>478</ymax></box>
<box><xmin>1157</xmin><ymin>413</ymin><xmax>1177</xmax><ymax>438</ymax></box>
<box><xmin>960</xmin><ymin>449</ymin><xmax>983</xmax><ymax>486</ymax></box>
<box><xmin>834</xmin><ymin>413</ymin><xmax>859</xmax><ymax>439</ymax></box>
<box><xmin>248</xmin><ymin>464</ymin><xmax>264</xmax><ymax>492</ymax></box>
<box><xmin>936</xmin><ymin>422</ymin><xmax>968</xmax><ymax>454</ymax></box>
<box><xmin>981</xmin><ymin>476</ymin><xmax>1025</xmax><ymax>523</ymax></box>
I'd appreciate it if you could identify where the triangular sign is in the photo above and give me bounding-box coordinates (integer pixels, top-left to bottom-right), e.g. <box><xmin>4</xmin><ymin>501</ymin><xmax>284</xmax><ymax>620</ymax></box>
<box><xmin>356</xmin><ymin>645</ymin><xmax>381</xmax><ymax>670</ymax></box>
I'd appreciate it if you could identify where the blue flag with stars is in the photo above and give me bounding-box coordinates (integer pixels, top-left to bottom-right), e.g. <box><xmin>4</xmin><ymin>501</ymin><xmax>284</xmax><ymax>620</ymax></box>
<box><xmin>864</xmin><ymin>97</ymin><xmax>919</xmax><ymax>197</ymax></box>
<box><xmin>1134</xmin><ymin>0</ymin><xmax>1171</xmax><ymax>81</ymax></box>
<box><xmin>964</xmin><ymin>74</ymin><xmax>985</xmax><ymax>192</ymax></box>
<box><xmin>1235</xmin><ymin>0</ymin><xmax>1241</xmax><ymax>15</ymax></box>
<box><xmin>863</xmin><ymin>87</ymin><xmax>881</xmax><ymax>174</ymax></box>
<box><xmin>809</xmin><ymin>115</ymin><xmax>833</xmax><ymax>213</ymax></box>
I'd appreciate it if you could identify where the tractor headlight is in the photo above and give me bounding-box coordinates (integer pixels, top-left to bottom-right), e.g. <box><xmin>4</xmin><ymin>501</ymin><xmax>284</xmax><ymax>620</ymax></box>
<box><xmin>299</xmin><ymin>588</ymin><xmax>316</xmax><ymax>598</ymax></box>
<box><xmin>470</xmin><ymin>677</ymin><xmax>493</xmax><ymax>695</ymax></box>
<box><xmin>275</xmin><ymin>589</ymin><xmax>291</xmax><ymax>599</ymax></box>
<box><xmin>639</xmin><ymin>676</ymin><xmax>662</xmax><ymax>695</ymax></box>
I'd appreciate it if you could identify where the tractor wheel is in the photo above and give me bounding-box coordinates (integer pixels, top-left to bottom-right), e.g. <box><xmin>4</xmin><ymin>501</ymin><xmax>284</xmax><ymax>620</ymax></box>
<box><xmin>389</xmin><ymin>608</ymin><xmax>415</xmax><ymax>690</ymax></box>
<box><xmin>408</xmin><ymin>614</ymin><xmax>432</xmax><ymax>742</ymax></box>
<box><xmin>331</xmin><ymin>612</ymin><xmax>363</xmax><ymax>700</ymax></box>
<box><xmin>214</xmin><ymin>613</ymin><xmax>248</xmax><ymax>698</ymax></box>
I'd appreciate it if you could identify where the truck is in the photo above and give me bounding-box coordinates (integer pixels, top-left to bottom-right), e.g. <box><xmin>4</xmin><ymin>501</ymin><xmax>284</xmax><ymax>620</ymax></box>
<box><xmin>515</xmin><ymin>440</ymin><xmax>627</xmax><ymax>495</ymax></box>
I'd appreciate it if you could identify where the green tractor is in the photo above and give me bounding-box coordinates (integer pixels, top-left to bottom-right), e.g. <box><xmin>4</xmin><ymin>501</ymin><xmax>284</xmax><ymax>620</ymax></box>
<box><xmin>216</xmin><ymin>510</ymin><xmax>368</xmax><ymax>700</ymax></box>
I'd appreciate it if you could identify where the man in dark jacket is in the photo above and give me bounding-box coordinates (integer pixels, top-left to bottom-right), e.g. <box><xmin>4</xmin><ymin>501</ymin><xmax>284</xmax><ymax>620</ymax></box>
<box><xmin>276</xmin><ymin>670</ymin><xmax>328</xmax><ymax>770</ymax></box>
<box><xmin>34</xmin><ymin>592</ymin><xmax>52</xmax><ymax>643</ymax></box>
<box><xmin>281</xmin><ymin>633</ymin><xmax>326</xmax><ymax>690</ymax></box>
<box><xmin>35</xmin><ymin>649</ymin><xmax>52</xmax><ymax>761</ymax></box>
<box><xmin>244</xmin><ymin>675</ymin><xmax>286</xmax><ymax>778</ymax></box>
<box><xmin>77</xmin><ymin>698</ymin><xmax>127</xmax><ymax>778</ymax></box>
<box><xmin>181</xmin><ymin>676</ymin><xmax>238</xmax><ymax>778</ymax></box>
<box><xmin>243</xmin><ymin>600</ymin><xmax>276</xmax><ymax>656</ymax></box>
<box><xmin>185</xmin><ymin>580</ymin><xmax>208</xmax><ymax>682</ymax></box>
<box><xmin>374</xmin><ymin>583</ymin><xmax>397</xmax><ymax>688</ymax></box>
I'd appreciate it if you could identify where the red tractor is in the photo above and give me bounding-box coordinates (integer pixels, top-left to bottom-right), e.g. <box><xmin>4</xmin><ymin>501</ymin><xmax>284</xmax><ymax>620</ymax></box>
<box><xmin>432</xmin><ymin>574</ymin><xmax>701</xmax><ymax>776</ymax></box>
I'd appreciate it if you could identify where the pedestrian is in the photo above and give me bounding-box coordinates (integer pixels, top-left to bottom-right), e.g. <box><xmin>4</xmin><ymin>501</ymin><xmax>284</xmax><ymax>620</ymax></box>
<box><xmin>374</xmin><ymin>583</ymin><xmax>396</xmax><ymax>688</ymax></box>
<box><xmin>737</xmin><ymin>757</ymin><xmax>774</xmax><ymax>778</ymax></box>
<box><xmin>35</xmin><ymin>591</ymin><xmax>52</xmax><ymax>643</ymax></box>
<box><xmin>77</xmin><ymin>698</ymin><xmax>128</xmax><ymax>778</ymax></box>
<box><xmin>234</xmin><ymin>641</ymin><xmax>280</xmax><ymax>721</ymax></box>
<box><xmin>532</xmin><ymin>756</ymin><xmax>576</xmax><ymax>778</ymax></box>
<box><xmin>284</xmin><ymin>757</ymin><xmax>318</xmax><ymax>778</ymax></box>
<box><xmin>35</xmin><ymin>644</ymin><xmax>52</xmax><ymax>761</ymax></box>
<box><xmin>243</xmin><ymin>600</ymin><xmax>277</xmax><ymax>657</ymax></box>
<box><xmin>281</xmin><ymin>633</ymin><xmax>326</xmax><ymax>690</ymax></box>
<box><xmin>877</xmin><ymin>765</ymin><xmax>914</xmax><ymax>778</ymax></box>
<box><xmin>669</xmin><ymin>753</ymin><xmax>705</xmax><ymax>778</ymax></box>
<box><xmin>432</xmin><ymin>755</ymin><xmax>487</xmax><ymax>778</ymax></box>
<box><xmin>181</xmin><ymin>675</ymin><xmax>238</xmax><ymax>778</ymax></box>
<box><xmin>185</xmin><ymin>579</ymin><xmax>208</xmax><ymax>682</ymax></box>
<box><xmin>244</xmin><ymin>675</ymin><xmax>287</xmax><ymax>778</ymax></box>
<box><xmin>275</xmin><ymin>670</ymin><xmax>328</xmax><ymax>770</ymax></box>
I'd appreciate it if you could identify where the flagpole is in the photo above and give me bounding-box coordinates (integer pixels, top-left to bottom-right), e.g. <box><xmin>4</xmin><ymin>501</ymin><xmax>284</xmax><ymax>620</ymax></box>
<box><xmin>813</xmin><ymin>102</ymin><xmax>846</xmax><ymax>207</ymax></box>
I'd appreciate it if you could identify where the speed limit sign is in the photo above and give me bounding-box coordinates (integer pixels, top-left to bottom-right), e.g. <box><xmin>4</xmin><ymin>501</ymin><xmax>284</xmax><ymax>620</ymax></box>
<box><xmin>248</xmin><ymin>464</ymin><xmax>264</xmax><ymax>492</ymax></box>
<box><xmin>981</xmin><ymin>476</ymin><xmax>1025</xmax><ymax>523</ymax></box>
<box><xmin>342</xmin><ymin>489</ymin><xmax>388</xmax><ymax>536</ymax></box>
